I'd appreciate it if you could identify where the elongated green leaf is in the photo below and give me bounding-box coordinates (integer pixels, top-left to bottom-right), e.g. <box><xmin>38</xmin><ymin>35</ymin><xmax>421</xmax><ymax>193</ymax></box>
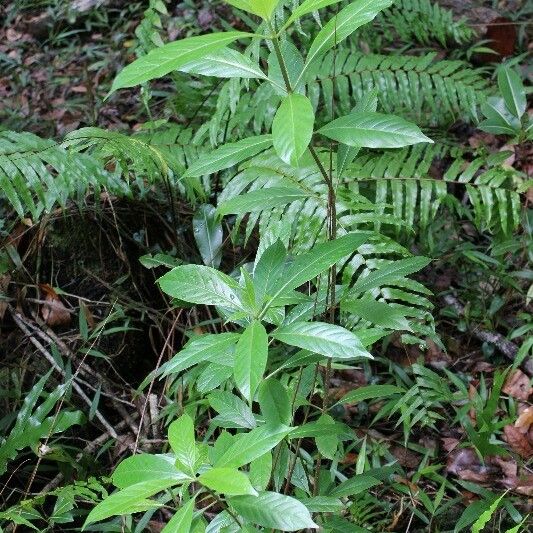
<box><xmin>349</xmin><ymin>256</ymin><xmax>431</xmax><ymax>296</ymax></box>
<box><xmin>193</xmin><ymin>204</ymin><xmax>223</xmax><ymax>268</ymax></box>
<box><xmin>284</xmin><ymin>0</ymin><xmax>343</xmax><ymax>28</ymax></box>
<box><xmin>253</xmin><ymin>239</ymin><xmax>287</xmax><ymax>305</ymax></box>
<box><xmin>225</xmin><ymin>0</ymin><xmax>279</xmax><ymax>19</ymax></box>
<box><xmin>84</xmin><ymin>478</ymin><xmax>176</xmax><ymax>527</ymax></box>
<box><xmin>472</xmin><ymin>494</ymin><xmax>505</xmax><ymax>533</ymax></box>
<box><xmin>341</xmin><ymin>295</ymin><xmax>411</xmax><ymax>331</ymax></box>
<box><xmin>158</xmin><ymin>265</ymin><xmax>243</xmax><ymax>309</ymax></box>
<box><xmin>162</xmin><ymin>497</ymin><xmax>195</xmax><ymax>533</ymax></box>
<box><xmin>329</xmin><ymin>474</ymin><xmax>381</xmax><ymax>498</ymax></box>
<box><xmin>209</xmin><ymin>390</ymin><xmax>257</xmax><ymax>429</ymax></box>
<box><xmin>229</xmin><ymin>492</ymin><xmax>318</xmax><ymax>531</ymax></box>
<box><xmin>337</xmin><ymin>384</ymin><xmax>404</xmax><ymax>405</ymax></box>
<box><xmin>497</xmin><ymin>67</ymin><xmax>526</xmax><ymax>119</ymax></box>
<box><xmin>289</xmin><ymin>421</ymin><xmax>351</xmax><ymax>439</ymax></box>
<box><xmin>111</xmin><ymin>31</ymin><xmax>252</xmax><ymax>92</ymax></box>
<box><xmin>258</xmin><ymin>378</ymin><xmax>291</xmax><ymax>425</ymax></box>
<box><xmin>180</xmin><ymin>47</ymin><xmax>266</xmax><ymax>79</ymax></box>
<box><xmin>272</xmin><ymin>94</ymin><xmax>314</xmax><ymax>165</ymax></box>
<box><xmin>315</xmin><ymin>414</ymin><xmax>338</xmax><ymax>459</ymax></box>
<box><xmin>184</xmin><ymin>136</ymin><xmax>272</xmax><ymax>178</ymax></box>
<box><xmin>168</xmin><ymin>414</ymin><xmax>199</xmax><ymax>475</ymax></box>
<box><xmin>198</xmin><ymin>468</ymin><xmax>257</xmax><ymax>496</ymax></box>
<box><xmin>218</xmin><ymin>187</ymin><xmax>310</xmax><ymax>216</ymax></box>
<box><xmin>337</xmin><ymin>90</ymin><xmax>378</xmax><ymax>178</ymax></box>
<box><xmin>272</xmin><ymin>321</ymin><xmax>371</xmax><ymax>359</ymax></box>
<box><xmin>113</xmin><ymin>454</ymin><xmax>190</xmax><ymax>489</ymax></box>
<box><xmin>479</xmin><ymin>97</ymin><xmax>522</xmax><ymax>134</ymax></box>
<box><xmin>249</xmin><ymin>452</ymin><xmax>272</xmax><ymax>491</ymax></box>
<box><xmin>216</xmin><ymin>424</ymin><xmax>291</xmax><ymax>468</ymax></box>
<box><xmin>161</xmin><ymin>333</ymin><xmax>239</xmax><ymax>377</ymax></box>
<box><xmin>234</xmin><ymin>321</ymin><xmax>268</xmax><ymax>403</ymax></box>
<box><xmin>268</xmin><ymin>232</ymin><xmax>370</xmax><ymax>304</ymax></box>
<box><xmin>319</xmin><ymin>112</ymin><xmax>433</xmax><ymax>148</ymax></box>
<box><xmin>301</xmin><ymin>0</ymin><xmax>393</xmax><ymax>80</ymax></box>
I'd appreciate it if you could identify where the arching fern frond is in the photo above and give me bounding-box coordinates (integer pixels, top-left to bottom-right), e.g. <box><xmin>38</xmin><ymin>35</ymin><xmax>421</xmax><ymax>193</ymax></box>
<box><xmin>380</xmin><ymin>0</ymin><xmax>476</xmax><ymax>47</ymax></box>
<box><xmin>348</xmin><ymin>144</ymin><xmax>522</xmax><ymax>235</ymax></box>
<box><xmin>0</xmin><ymin>130</ymin><xmax>116</xmax><ymax>219</ymax></box>
<box><xmin>65</xmin><ymin>126</ymin><xmax>204</xmax><ymax>201</ymax></box>
<box><xmin>307</xmin><ymin>51</ymin><xmax>491</xmax><ymax>126</ymax></box>
<box><xmin>0</xmin><ymin>126</ymin><xmax>205</xmax><ymax>219</ymax></box>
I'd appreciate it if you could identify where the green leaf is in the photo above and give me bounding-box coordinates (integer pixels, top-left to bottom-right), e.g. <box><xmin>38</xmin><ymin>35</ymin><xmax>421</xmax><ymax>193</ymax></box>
<box><xmin>300</xmin><ymin>496</ymin><xmax>344</xmax><ymax>513</ymax></box>
<box><xmin>180</xmin><ymin>48</ymin><xmax>267</xmax><ymax>79</ymax></box>
<box><xmin>113</xmin><ymin>454</ymin><xmax>190</xmax><ymax>489</ymax></box>
<box><xmin>272</xmin><ymin>321</ymin><xmax>371</xmax><ymax>359</ymax></box>
<box><xmin>341</xmin><ymin>295</ymin><xmax>411</xmax><ymax>331</ymax></box>
<box><xmin>208</xmin><ymin>390</ymin><xmax>257</xmax><ymax>429</ymax></box>
<box><xmin>258</xmin><ymin>378</ymin><xmax>291</xmax><ymax>425</ymax></box>
<box><xmin>198</xmin><ymin>467</ymin><xmax>258</xmax><ymax>496</ymax></box>
<box><xmin>234</xmin><ymin>321</ymin><xmax>268</xmax><ymax>403</ymax></box>
<box><xmin>349</xmin><ymin>256</ymin><xmax>432</xmax><ymax>296</ymax></box>
<box><xmin>161</xmin><ymin>333</ymin><xmax>239</xmax><ymax>377</ymax></box>
<box><xmin>497</xmin><ymin>67</ymin><xmax>526</xmax><ymax>119</ymax></box>
<box><xmin>329</xmin><ymin>474</ymin><xmax>381</xmax><ymax>498</ymax></box>
<box><xmin>268</xmin><ymin>232</ymin><xmax>371</xmax><ymax>304</ymax></box>
<box><xmin>283</xmin><ymin>0</ymin><xmax>343</xmax><ymax>29</ymax></box>
<box><xmin>161</xmin><ymin>497</ymin><xmax>195</xmax><ymax>533</ymax></box>
<box><xmin>158</xmin><ymin>265</ymin><xmax>243</xmax><ymax>310</ymax></box>
<box><xmin>249</xmin><ymin>452</ymin><xmax>272</xmax><ymax>491</ymax></box>
<box><xmin>218</xmin><ymin>187</ymin><xmax>310</xmax><ymax>216</ymax></box>
<box><xmin>216</xmin><ymin>424</ymin><xmax>291</xmax><ymax>468</ymax></box>
<box><xmin>253</xmin><ymin>240</ymin><xmax>287</xmax><ymax>305</ymax></box>
<box><xmin>454</xmin><ymin>500</ymin><xmax>487</xmax><ymax>532</ymax></box>
<box><xmin>301</xmin><ymin>0</ymin><xmax>393</xmax><ymax>79</ymax></box>
<box><xmin>268</xmin><ymin>39</ymin><xmax>304</xmax><ymax>96</ymax></box>
<box><xmin>319</xmin><ymin>112</ymin><xmax>433</xmax><ymax>148</ymax></box>
<box><xmin>479</xmin><ymin>97</ymin><xmax>522</xmax><ymax>135</ymax></box>
<box><xmin>315</xmin><ymin>414</ymin><xmax>338</xmax><ymax>459</ymax></box>
<box><xmin>84</xmin><ymin>478</ymin><xmax>176</xmax><ymax>527</ymax></box>
<box><xmin>229</xmin><ymin>492</ymin><xmax>318</xmax><ymax>531</ymax></box>
<box><xmin>336</xmin><ymin>384</ymin><xmax>404</xmax><ymax>405</ymax></box>
<box><xmin>472</xmin><ymin>493</ymin><xmax>506</xmax><ymax>533</ymax></box>
<box><xmin>168</xmin><ymin>414</ymin><xmax>199</xmax><ymax>475</ymax></box>
<box><xmin>111</xmin><ymin>31</ymin><xmax>253</xmax><ymax>92</ymax></box>
<box><xmin>272</xmin><ymin>94</ymin><xmax>315</xmax><ymax>165</ymax></box>
<box><xmin>193</xmin><ymin>204</ymin><xmax>223</xmax><ymax>269</ymax></box>
<box><xmin>225</xmin><ymin>0</ymin><xmax>279</xmax><ymax>19</ymax></box>
<box><xmin>184</xmin><ymin>135</ymin><xmax>272</xmax><ymax>178</ymax></box>
<box><xmin>289</xmin><ymin>421</ymin><xmax>351</xmax><ymax>439</ymax></box>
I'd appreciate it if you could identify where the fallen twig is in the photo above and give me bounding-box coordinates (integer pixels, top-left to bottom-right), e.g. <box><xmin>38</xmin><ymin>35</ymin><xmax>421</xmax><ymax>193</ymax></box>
<box><xmin>443</xmin><ymin>294</ymin><xmax>533</xmax><ymax>376</ymax></box>
<box><xmin>9</xmin><ymin>306</ymin><xmax>118</xmax><ymax>437</ymax></box>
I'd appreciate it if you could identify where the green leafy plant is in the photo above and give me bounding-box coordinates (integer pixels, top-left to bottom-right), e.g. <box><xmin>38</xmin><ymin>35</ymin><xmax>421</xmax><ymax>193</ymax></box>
<box><xmin>79</xmin><ymin>0</ymin><xmax>442</xmax><ymax>529</ymax></box>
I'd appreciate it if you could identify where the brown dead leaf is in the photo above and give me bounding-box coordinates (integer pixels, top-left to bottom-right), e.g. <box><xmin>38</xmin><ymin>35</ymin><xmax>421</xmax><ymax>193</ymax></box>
<box><xmin>502</xmin><ymin>370</ymin><xmax>532</xmax><ymax>401</ymax></box>
<box><xmin>515</xmin><ymin>406</ymin><xmax>533</xmax><ymax>433</ymax></box>
<box><xmin>515</xmin><ymin>475</ymin><xmax>533</xmax><ymax>497</ymax></box>
<box><xmin>446</xmin><ymin>448</ymin><xmax>496</xmax><ymax>483</ymax></box>
<box><xmin>40</xmin><ymin>284</ymin><xmax>71</xmax><ymax>327</ymax></box>
<box><xmin>442</xmin><ymin>437</ymin><xmax>460</xmax><ymax>452</ymax></box>
<box><xmin>503</xmin><ymin>425</ymin><xmax>533</xmax><ymax>459</ymax></box>
<box><xmin>390</xmin><ymin>446</ymin><xmax>420</xmax><ymax>469</ymax></box>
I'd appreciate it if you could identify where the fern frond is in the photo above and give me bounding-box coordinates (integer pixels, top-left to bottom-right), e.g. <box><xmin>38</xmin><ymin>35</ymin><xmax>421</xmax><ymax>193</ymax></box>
<box><xmin>0</xmin><ymin>130</ymin><xmax>115</xmax><ymax>218</ymax></box>
<box><xmin>0</xmin><ymin>126</ymin><xmax>208</xmax><ymax>218</ymax></box>
<box><xmin>381</xmin><ymin>0</ymin><xmax>476</xmax><ymax>47</ymax></box>
<box><xmin>307</xmin><ymin>51</ymin><xmax>491</xmax><ymax>126</ymax></box>
<box><xmin>347</xmin><ymin>144</ymin><xmax>522</xmax><ymax>235</ymax></box>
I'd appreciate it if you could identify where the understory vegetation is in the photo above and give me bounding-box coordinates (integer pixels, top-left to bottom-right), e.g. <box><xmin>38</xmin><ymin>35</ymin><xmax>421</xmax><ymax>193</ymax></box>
<box><xmin>0</xmin><ymin>0</ymin><xmax>532</xmax><ymax>531</ymax></box>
